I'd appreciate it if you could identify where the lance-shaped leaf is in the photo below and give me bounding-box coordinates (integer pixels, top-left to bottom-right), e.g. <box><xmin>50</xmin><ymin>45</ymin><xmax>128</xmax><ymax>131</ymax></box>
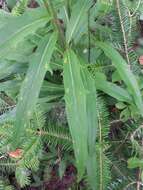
<box><xmin>94</xmin><ymin>72</ymin><xmax>132</xmax><ymax>103</ymax></box>
<box><xmin>96</xmin><ymin>42</ymin><xmax>143</xmax><ymax>114</ymax></box>
<box><xmin>80</xmin><ymin>65</ymin><xmax>98</xmax><ymax>155</ymax></box>
<box><xmin>66</xmin><ymin>0</ymin><xmax>92</xmax><ymax>44</ymax></box>
<box><xmin>0</xmin><ymin>7</ymin><xmax>50</xmax><ymax>57</ymax></box>
<box><xmin>80</xmin><ymin>66</ymin><xmax>98</xmax><ymax>190</ymax></box>
<box><xmin>13</xmin><ymin>33</ymin><xmax>57</xmax><ymax>148</ymax></box>
<box><xmin>64</xmin><ymin>50</ymin><xmax>98</xmax><ymax>179</ymax></box>
<box><xmin>63</xmin><ymin>50</ymin><xmax>88</xmax><ymax>178</ymax></box>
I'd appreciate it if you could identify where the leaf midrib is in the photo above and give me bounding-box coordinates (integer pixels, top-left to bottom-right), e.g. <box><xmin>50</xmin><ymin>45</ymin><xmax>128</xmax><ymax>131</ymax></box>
<box><xmin>67</xmin><ymin>1</ymin><xmax>88</xmax><ymax>43</ymax></box>
<box><xmin>0</xmin><ymin>16</ymin><xmax>49</xmax><ymax>48</ymax></box>
<box><xmin>24</xmin><ymin>36</ymin><xmax>53</xmax><ymax>103</ymax></box>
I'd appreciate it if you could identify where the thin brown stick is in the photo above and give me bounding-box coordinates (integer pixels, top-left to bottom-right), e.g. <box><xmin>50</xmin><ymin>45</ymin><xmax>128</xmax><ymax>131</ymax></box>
<box><xmin>116</xmin><ymin>0</ymin><xmax>130</xmax><ymax>66</ymax></box>
<box><xmin>37</xmin><ymin>130</ymin><xmax>72</xmax><ymax>142</ymax></box>
<box><xmin>137</xmin><ymin>168</ymin><xmax>141</xmax><ymax>190</ymax></box>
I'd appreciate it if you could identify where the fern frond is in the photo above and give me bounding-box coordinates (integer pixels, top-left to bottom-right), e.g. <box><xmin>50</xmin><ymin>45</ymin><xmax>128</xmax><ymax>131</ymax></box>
<box><xmin>14</xmin><ymin>136</ymin><xmax>42</xmax><ymax>187</ymax></box>
<box><xmin>93</xmin><ymin>96</ymin><xmax>111</xmax><ymax>190</ymax></box>
<box><xmin>108</xmin><ymin>177</ymin><xmax>130</xmax><ymax>190</ymax></box>
<box><xmin>111</xmin><ymin>0</ymin><xmax>141</xmax><ymax>75</ymax></box>
<box><xmin>0</xmin><ymin>158</ymin><xmax>16</xmax><ymax>174</ymax></box>
<box><xmin>0</xmin><ymin>97</ymin><xmax>10</xmax><ymax>115</ymax></box>
<box><xmin>128</xmin><ymin>49</ymin><xmax>141</xmax><ymax>74</ymax></box>
<box><xmin>12</xmin><ymin>0</ymin><xmax>29</xmax><ymax>16</ymax></box>
<box><xmin>15</xmin><ymin>166</ymin><xmax>30</xmax><ymax>187</ymax></box>
<box><xmin>42</xmin><ymin>124</ymin><xmax>72</xmax><ymax>152</ymax></box>
<box><xmin>97</xmin><ymin>96</ymin><xmax>110</xmax><ymax>140</ymax></box>
<box><xmin>111</xmin><ymin>0</ymin><xmax>130</xmax><ymax>65</ymax></box>
<box><xmin>20</xmin><ymin>137</ymin><xmax>41</xmax><ymax>169</ymax></box>
<box><xmin>30</xmin><ymin>107</ymin><xmax>46</xmax><ymax>130</ymax></box>
<box><xmin>0</xmin><ymin>179</ymin><xmax>15</xmax><ymax>190</ymax></box>
<box><xmin>95</xmin><ymin>145</ymin><xmax>111</xmax><ymax>190</ymax></box>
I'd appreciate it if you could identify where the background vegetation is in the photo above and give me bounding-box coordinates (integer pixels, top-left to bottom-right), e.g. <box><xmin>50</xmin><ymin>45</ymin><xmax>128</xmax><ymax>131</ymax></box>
<box><xmin>1</xmin><ymin>0</ymin><xmax>143</xmax><ymax>189</ymax></box>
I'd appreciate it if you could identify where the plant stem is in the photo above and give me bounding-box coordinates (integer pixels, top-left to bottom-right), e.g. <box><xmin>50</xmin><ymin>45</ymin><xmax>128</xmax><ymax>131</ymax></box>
<box><xmin>65</xmin><ymin>0</ymin><xmax>70</xmax><ymax>18</ymax></box>
<box><xmin>130</xmin><ymin>0</ymin><xmax>141</xmax><ymax>17</ymax></box>
<box><xmin>98</xmin><ymin>110</ymin><xmax>103</xmax><ymax>190</ymax></box>
<box><xmin>88</xmin><ymin>10</ymin><xmax>91</xmax><ymax>63</ymax></box>
<box><xmin>116</xmin><ymin>0</ymin><xmax>130</xmax><ymax>66</ymax></box>
<box><xmin>27</xmin><ymin>129</ymin><xmax>72</xmax><ymax>142</ymax></box>
<box><xmin>137</xmin><ymin>168</ymin><xmax>141</xmax><ymax>190</ymax></box>
<box><xmin>43</xmin><ymin>0</ymin><xmax>65</xmax><ymax>49</ymax></box>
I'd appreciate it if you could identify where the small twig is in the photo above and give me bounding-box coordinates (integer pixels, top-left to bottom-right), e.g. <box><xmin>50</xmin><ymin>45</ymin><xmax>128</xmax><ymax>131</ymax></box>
<box><xmin>116</xmin><ymin>0</ymin><xmax>130</xmax><ymax>66</ymax></box>
<box><xmin>0</xmin><ymin>155</ymin><xmax>6</xmax><ymax>159</ymax></box>
<box><xmin>65</xmin><ymin>0</ymin><xmax>70</xmax><ymax>18</ymax></box>
<box><xmin>131</xmin><ymin>125</ymin><xmax>143</xmax><ymax>141</ymax></box>
<box><xmin>130</xmin><ymin>0</ymin><xmax>141</xmax><ymax>17</ymax></box>
<box><xmin>137</xmin><ymin>168</ymin><xmax>141</xmax><ymax>190</ymax></box>
<box><xmin>88</xmin><ymin>9</ymin><xmax>91</xmax><ymax>63</ymax></box>
<box><xmin>111</xmin><ymin>163</ymin><xmax>133</xmax><ymax>182</ymax></box>
<box><xmin>110</xmin><ymin>119</ymin><xmax>123</xmax><ymax>125</ymax></box>
<box><xmin>137</xmin><ymin>137</ymin><xmax>143</xmax><ymax>190</ymax></box>
<box><xmin>113</xmin><ymin>132</ymin><xmax>129</xmax><ymax>155</ymax></box>
<box><xmin>126</xmin><ymin>8</ymin><xmax>133</xmax><ymax>40</ymax></box>
<box><xmin>35</xmin><ymin>130</ymin><xmax>72</xmax><ymax>142</ymax></box>
<box><xmin>123</xmin><ymin>181</ymin><xmax>143</xmax><ymax>190</ymax></box>
<box><xmin>111</xmin><ymin>140</ymin><xmax>130</xmax><ymax>143</ymax></box>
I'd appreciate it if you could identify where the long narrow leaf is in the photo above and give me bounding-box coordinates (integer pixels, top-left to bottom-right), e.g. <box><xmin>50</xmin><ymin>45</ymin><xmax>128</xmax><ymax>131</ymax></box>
<box><xmin>0</xmin><ymin>8</ymin><xmax>50</xmax><ymax>57</ymax></box>
<box><xmin>64</xmin><ymin>50</ymin><xmax>98</xmax><ymax>180</ymax></box>
<box><xmin>13</xmin><ymin>33</ymin><xmax>57</xmax><ymax>147</ymax></box>
<box><xmin>66</xmin><ymin>0</ymin><xmax>92</xmax><ymax>44</ymax></box>
<box><xmin>80</xmin><ymin>66</ymin><xmax>98</xmax><ymax>190</ymax></box>
<box><xmin>95</xmin><ymin>75</ymin><xmax>132</xmax><ymax>103</ymax></box>
<box><xmin>63</xmin><ymin>50</ymin><xmax>88</xmax><ymax>178</ymax></box>
<box><xmin>96</xmin><ymin>42</ymin><xmax>143</xmax><ymax>114</ymax></box>
<box><xmin>80</xmin><ymin>65</ymin><xmax>98</xmax><ymax>154</ymax></box>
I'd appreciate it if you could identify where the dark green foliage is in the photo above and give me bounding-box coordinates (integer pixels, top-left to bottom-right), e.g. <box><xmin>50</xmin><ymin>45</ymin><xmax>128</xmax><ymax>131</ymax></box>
<box><xmin>43</xmin><ymin>124</ymin><xmax>72</xmax><ymax>151</ymax></box>
<box><xmin>0</xmin><ymin>0</ymin><xmax>143</xmax><ymax>189</ymax></box>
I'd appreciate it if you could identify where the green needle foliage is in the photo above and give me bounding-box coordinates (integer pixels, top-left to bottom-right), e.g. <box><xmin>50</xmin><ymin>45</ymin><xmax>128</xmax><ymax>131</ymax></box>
<box><xmin>0</xmin><ymin>0</ymin><xmax>143</xmax><ymax>189</ymax></box>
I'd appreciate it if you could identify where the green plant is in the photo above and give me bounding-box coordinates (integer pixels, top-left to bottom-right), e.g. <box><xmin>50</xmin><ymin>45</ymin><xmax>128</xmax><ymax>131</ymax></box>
<box><xmin>1</xmin><ymin>0</ymin><xmax>143</xmax><ymax>189</ymax></box>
